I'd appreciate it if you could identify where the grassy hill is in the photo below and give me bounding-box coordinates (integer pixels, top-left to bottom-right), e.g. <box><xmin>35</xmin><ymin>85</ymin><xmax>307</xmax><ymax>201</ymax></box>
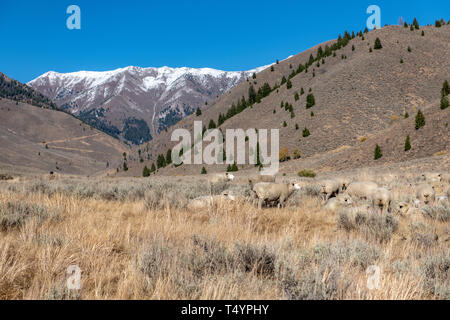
<box><xmin>0</xmin><ymin>97</ymin><xmax>128</xmax><ymax>176</ymax></box>
<box><xmin>122</xmin><ymin>24</ymin><xmax>449</xmax><ymax>176</ymax></box>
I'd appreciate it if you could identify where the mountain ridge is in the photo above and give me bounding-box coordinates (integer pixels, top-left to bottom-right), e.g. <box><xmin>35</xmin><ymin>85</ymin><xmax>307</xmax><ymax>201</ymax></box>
<box><xmin>28</xmin><ymin>64</ymin><xmax>271</xmax><ymax>145</ymax></box>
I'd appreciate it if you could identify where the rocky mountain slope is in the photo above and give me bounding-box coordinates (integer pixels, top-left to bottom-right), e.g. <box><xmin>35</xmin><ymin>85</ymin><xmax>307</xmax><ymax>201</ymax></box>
<box><xmin>120</xmin><ymin>23</ymin><xmax>449</xmax><ymax>176</ymax></box>
<box><xmin>28</xmin><ymin>65</ymin><xmax>268</xmax><ymax>145</ymax></box>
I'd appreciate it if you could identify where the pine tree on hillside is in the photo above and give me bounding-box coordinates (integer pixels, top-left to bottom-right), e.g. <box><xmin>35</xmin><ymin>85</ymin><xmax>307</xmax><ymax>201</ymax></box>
<box><xmin>196</xmin><ymin>108</ymin><xmax>202</xmax><ymax>116</ymax></box>
<box><xmin>374</xmin><ymin>144</ymin><xmax>383</xmax><ymax>160</ymax></box>
<box><xmin>442</xmin><ymin>80</ymin><xmax>450</xmax><ymax>97</ymax></box>
<box><xmin>286</xmin><ymin>79</ymin><xmax>292</xmax><ymax>89</ymax></box>
<box><xmin>374</xmin><ymin>37</ymin><xmax>382</xmax><ymax>50</ymax></box>
<box><xmin>404</xmin><ymin>135</ymin><xmax>411</xmax><ymax>151</ymax></box>
<box><xmin>201</xmin><ymin>167</ymin><xmax>207</xmax><ymax>174</ymax></box>
<box><xmin>143</xmin><ymin>166</ymin><xmax>150</xmax><ymax>177</ymax></box>
<box><xmin>302</xmin><ymin>127</ymin><xmax>310</xmax><ymax>137</ymax></box>
<box><xmin>413</xmin><ymin>17</ymin><xmax>420</xmax><ymax>29</ymax></box>
<box><xmin>441</xmin><ymin>96</ymin><xmax>449</xmax><ymax>110</ymax></box>
<box><xmin>415</xmin><ymin>110</ymin><xmax>425</xmax><ymax>129</ymax></box>
<box><xmin>306</xmin><ymin>93</ymin><xmax>315</xmax><ymax>108</ymax></box>
<box><xmin>166</xmin><ymin>149</ymin><xmax>172</xmax><ymax>164</ymax></box>
<box><xmin>208</xmin><ymin>119</ymin><xmax>217</xmax><ymax>129</ymax></box>
<box><xmin>150</xmin><ymin>163</ymin><xmax>156</xmax><ymax>172</ymax></box>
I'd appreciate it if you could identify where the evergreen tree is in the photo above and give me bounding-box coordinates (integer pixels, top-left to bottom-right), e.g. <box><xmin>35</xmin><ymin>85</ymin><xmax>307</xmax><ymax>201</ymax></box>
<box><xmin>415</xmin><ymin>109</ymin><xmax>425</xmax><ymax>129</ymax></box>
<box><xmin>270</xmin><ymin>65</ymin><xmax>274</xmax><ymax>72</ymax></box>
<box><xmin>441</xmin><ymin>96</ymin><xmax>449</xmax><ymax>110</ymax></box>
<box><xmin>231</xmin><ymin>162</ymin><xmax>238</xmax><ymax>172</ymax></box>
<box><xmin>281</xmin><ymin>76</ymin><xmax>287</xmax><ymax>85</ymax></box>
<box><xmin>150</xmin><ymin>163</ymin><xmax>156</xmax><ymax>173</ymax></box>
<box><xmin>302</xmin><ymin>127</ymin><xmax>310</xmax><ymax>137</ymax></box>
<box><xmin>208</xmin><ymin>119</ymin><xmax>217</xmax><ymax>129</ymax></box>
<box><xmin>201</xmin><ymin>167</ymin><xmax>207</xmax><ymax>174</ymax></box>
<box><xmin>123</xmin><ymin>162</ymin><xmax>128</xmax><ymax>171</ymax></box>
<box><xmin>413</xmin><ymin>17</ymin><xmax>420</xmax><ymax>29</ymax></box>
<box><xmin>252</xmin><ymin>73</ymin><xmax>256</xmax><ymax>79</ymax></box>
<box><xmin>248</xmin><ymin>85</ymin><xmax>257</xmax><ymax>104</ymax></box>
<box><xmin>404</xmin><ymin>135</ymin><xmax>411</xmax><ymax>151</ymax></box>
<box><xmin>286</xmin><ymin>79</ymin><xmax>292</xmax><ymax>89</ymax></box>
<box><xmin>157</xmin><ymin>154</ymin><xmax>166</xmax><ymax>168</ymax></box>
<box><xmin>374</xmin><ymin>144</ymin><xmax>383</xmax><ymax>160</ymax></box>
<box><xmin>295</xmin><ymin>123</ymin><xmax>299</xmax><ymax>130</ymax></box>
<box><xmin>306</xmin><ymin>93</ymin><xmax>315</xmax><ymax>108</ymax></box>
<box><xmin>374</xmin><ymin>37</ymin><xmax>382</xmax><ymax>49</ymax></box>
<box><xmin>294</xmin><ymin>92</ymin><xmax>299</xmax><ymax>101</ymax></box>
<box><xmin>166</xmin><ymin>149</ymin><xmax>172</xmax><ymax>164</ymax></box>
<box><xmin>442</xmin><ymin>80</ymin><xmax>450</xmax><ymax>97</ymax></box>
<box><xmin>143</xmin><ymin>166</ymin><xmax>150</xmax><ymax>177</ymax></box>
<box><xmin>196</xmin><ymin>108</ymin><xmax>202</xmax><ymax>116</ymax></box>
<box><xmin>300</xmin><ymin>87</ymin><xmax>304</xmax><ymax>95</ymax></box>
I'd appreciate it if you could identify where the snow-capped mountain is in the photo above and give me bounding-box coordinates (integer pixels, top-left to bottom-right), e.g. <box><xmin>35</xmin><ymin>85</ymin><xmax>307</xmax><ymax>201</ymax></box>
<box><xmin>28</xmin><ymin>65</ymin><xmax>269</xmax><ymax>144</ymax></box>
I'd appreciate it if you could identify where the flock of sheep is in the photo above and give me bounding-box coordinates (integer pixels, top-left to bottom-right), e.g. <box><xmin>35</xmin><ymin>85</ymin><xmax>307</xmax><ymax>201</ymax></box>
<box><xmin>187</xmin><ymin>172</ymin><xmax>450</xmax><ymax>216</ymax></box>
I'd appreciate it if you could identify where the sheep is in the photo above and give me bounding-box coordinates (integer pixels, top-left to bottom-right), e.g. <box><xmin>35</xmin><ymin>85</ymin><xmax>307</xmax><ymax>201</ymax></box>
<box><xmin>319</xmin><ymin>179</ymin><xmax>341</xmax><ymax>202</ymax></box>
<box><xmin>187</xmin><ymin>191</ymin><xmax>236</xmax><ymax>210</ymax></box>
<box><xmin>392</xmin><ymin>201</ymin><xmax>411</xmax><ymax>216</ymax></box>
<box><xmin>372</xmin><ymin>187</ymin><xmax>392</xmax><ymax>215</ymax></box>
<box><xmin>440</xmin><ymin>173</ymin><xmax>450</xmax><ymax>184</ymax></box>
<box><xmin>416</xmin><ymin>183</ymin><xmax>436</xmax><ymax>206</ymax></box>
<box><xmin>248</xmin><ymin>174</ymin><xmax>276</xmax><ymax>189</ymax></box>
<box><xmin>209</xmin><ymin>172</ymin><xmax>235</xmax><ymax>183</ymax></box>
<box><xmin>346</xmin><ymin>181</ymin><xmax>378</xmax><ymax>200</ymax></box>
<box><xmin>253</xmin><ymin>182</ymin><xmax>300</xmax><ymax>209</ymax></box>
<box><xmin>336</xmin><ymin>177</ymin><xmax>351</xmax><ymax>192</ymax></box>
<box><xmin>324</xmin><ymin>194</ymin><xmax>353</xmax><ymax>212</ymax></box>
<box><xmin>421</xmin><ymin>172</ymin><xmax>442</xmax><ymax>183</ymax></box>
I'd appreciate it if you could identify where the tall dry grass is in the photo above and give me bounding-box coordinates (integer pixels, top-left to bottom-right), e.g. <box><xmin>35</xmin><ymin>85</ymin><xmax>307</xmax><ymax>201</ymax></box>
<box><xmin>0</xmin><ymin>176</ymin><xmax>448</xmax><ymax>300</ymax></box>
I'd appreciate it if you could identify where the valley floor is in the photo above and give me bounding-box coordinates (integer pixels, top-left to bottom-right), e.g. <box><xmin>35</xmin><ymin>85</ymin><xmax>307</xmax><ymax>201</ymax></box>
<box><xmin>0</xmin><ymin>168</ymin><xmax>448</xmax><ymax>300</ymax></box>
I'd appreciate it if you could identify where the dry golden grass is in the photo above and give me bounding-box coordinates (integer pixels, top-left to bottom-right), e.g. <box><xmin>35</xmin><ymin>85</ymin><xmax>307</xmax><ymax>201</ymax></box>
<box><xmin>0</xmin><ymin>176</ymin><xmax>448</xmax><ymax>300</ymax></box>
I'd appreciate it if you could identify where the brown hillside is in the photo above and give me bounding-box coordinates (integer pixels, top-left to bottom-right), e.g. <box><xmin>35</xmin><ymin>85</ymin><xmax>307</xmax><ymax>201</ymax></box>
<box><xmin>0</xmin><ymin>98</ymin><xmax>128</xmax><ymax>176</ymax></box>
<box><xmin>121</xmin><ymin>24</ymin><xmax>449</xmax><ymax>176</ymax></box>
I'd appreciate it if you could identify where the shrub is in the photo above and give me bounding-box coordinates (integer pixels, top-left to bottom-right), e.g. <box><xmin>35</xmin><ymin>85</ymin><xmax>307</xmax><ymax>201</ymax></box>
<box><xmin>297</xmin><ymin>169</ymin><xmax>316</xmax><ymax>178</ymax></box>
<box><xmin>201</xmin><ymin>167</ymin><xmax>207</xmax><ymax>174</ymax></box>
<box><xmin>293</xmin><ymin>149</ymin><xmax>301</xmax><ymax>159</ymax></box>
<box><xmin>279</xmin><ymin>147</ymin><xmax>291</xmax><ymax>162</ymax></box>
<box><xmin>0</xmin><ymin>201</ymin><xmax>57</xmax><ymax>230</ymax></box>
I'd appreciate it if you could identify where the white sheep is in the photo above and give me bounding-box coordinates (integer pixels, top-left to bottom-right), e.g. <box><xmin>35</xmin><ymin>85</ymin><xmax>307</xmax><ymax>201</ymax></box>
<box><xmin>209</xmin><ymin>172</ymin><xmax>235</xmax><ymax>183</ymax></box>
<box><xmin>187</xmin><ymin>191</ymin><xmax>236</xmax><ymax>210</ymax></box>
<box><xmin>372</xmin><ymin>187</ymin><xmax>392</xmax><ymax>215</ymax></box>
<box><xmin>319</xmin><ymin>179</ymin><xmax>341</xmax><ymax>202</ymax></box>
<box><xmin>416</xmin><ymin>183</ymin><xmax>436</xmax><ymax>206</ymax></box>
<box><xmin>324</xmin><ymin>194</ymin><xmax>353</xmax><ymax>212</ymax></box>
<box><xmin>253</xmin><ymin>182</ymin><xmax>300</xmax><ymax>209</ymax></box>
<box><xmin>346</xmin><ymin>181</ymin><xmax>378</xmax><ymax>200</ymax></box>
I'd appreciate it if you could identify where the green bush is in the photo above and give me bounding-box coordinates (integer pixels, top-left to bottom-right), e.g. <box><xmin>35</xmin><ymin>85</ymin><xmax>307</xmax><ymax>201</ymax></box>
<box><xmin>297</xmin><ymin>169</ymin><xmax>316</xmax><ymax>178</ymax></box>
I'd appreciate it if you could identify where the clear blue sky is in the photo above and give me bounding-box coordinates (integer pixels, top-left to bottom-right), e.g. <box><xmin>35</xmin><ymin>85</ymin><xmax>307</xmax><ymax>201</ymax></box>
<box><xmin>0</xmin><ymin>0</ymin><xmax>448</xmax><ymax>83</ymax></box>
